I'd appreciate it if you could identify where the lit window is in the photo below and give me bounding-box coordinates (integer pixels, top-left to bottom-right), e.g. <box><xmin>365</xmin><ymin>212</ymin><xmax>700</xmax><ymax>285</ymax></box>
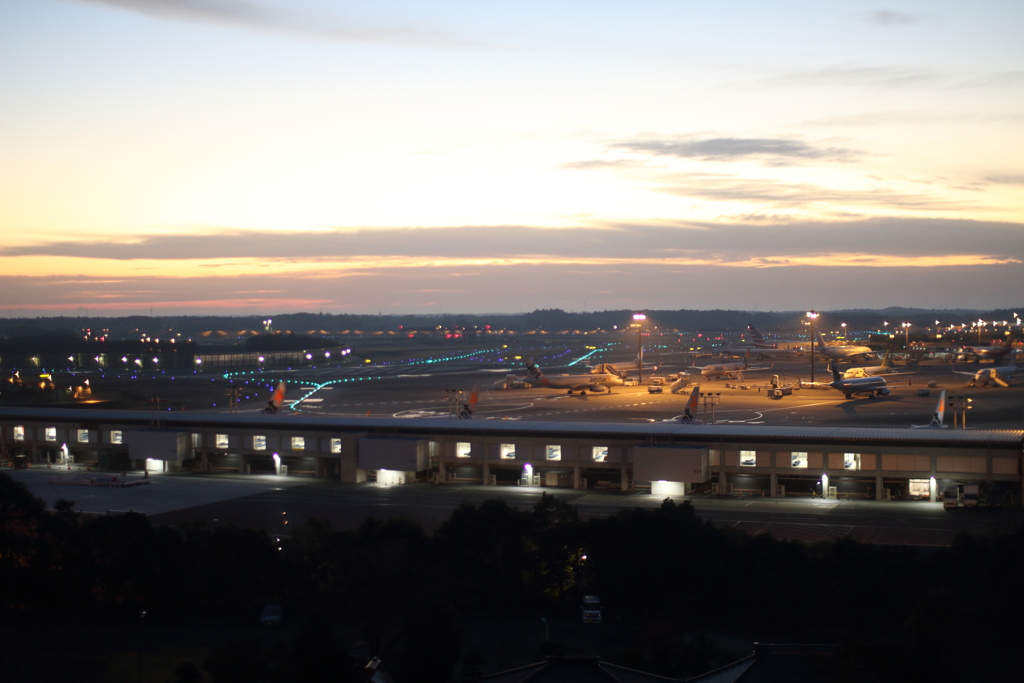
<box><xmin>253</xmin><ymin>435</ymin><xmax>267</xmax><ymax>451</ymax></box>
<box><xmin>331</xmin><ymin>438</ymin><xmax>342</xmax><ymax>454</ymax></box>
<box><xmin>844</xmin><ymin>453</ymin><xmax>861</xmax><ymax>471</ymax></box>
<box><xmin>592</xmin><ymin>446</ymin><xmax>608</xmax><ymax>463</ymax></box>
<box><xmin>14</xmin><ymin>425</ymin><xmax>24</xmax><ymax>441</ymax></box>
<box><xmin>291</xmin><ymin>436</ymin><xmax>305</xmax><ymax>451</ymax></box>
<box><xmin>192</xmin><ymin>433</ymin><xmax>202</xmax><ymax>448</ymax></box>
<box><xmin>740</xmin><ymin>450</ymin><xmax>756</xmax><ymax>466</ymax></box>
<box><xmin>77</xmin><ymin>429</ymin><xmax>89</xmax><ymax>443</ymax></box>
<box><xmin>791</xmin><ymin>452</ymin><xmax>808</xmax><ymax>468</ymax></box>
<box><xmin>45</xmin><ymin>427</ymin><xmax>57</xmax><ymax>441</ymax></box>
<box><xmin>216</xmin><ymin>434</ymin><xmax>229</xmax><ymax>449</ymax></box>
<box><xmin>111</xmin><ymin>430</ymin><xmax>123</xmax><ymax>444</ymax></box>
<box><xmin>456</xmin><ymin>442</ymin><xmax>471</xmax><ymax>458</ymax></box>
<box><xmin>500</xmin><ymin>444</ymin><xmax>516</xmax><ymax>459</ymax></box>
<box><xmin>546</xmin><ymin>445</ymin><xmax>562</xmax><ymax>461</ymax></box>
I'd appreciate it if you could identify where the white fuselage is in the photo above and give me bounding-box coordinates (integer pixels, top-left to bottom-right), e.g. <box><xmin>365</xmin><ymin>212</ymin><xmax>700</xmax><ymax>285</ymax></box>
<box><xmin>830</xmin><ymin>375</ymin><xmax>890</xmax><ymax>399</ymax></box>
<box><xmin>967</xmin><ymin>365</ymin><xmax>1016</xmax><ymax>387</ymax></box>
<box><xmin>532</xmin><ymin>373</ymin><xmax>624</xmax><ymax>392</ymax></box>
<box><xmin>700</xmin><ymin>361</ymin><xmax>749</xmax><ymax>380</ymax></box>
<box><xmin>723</xmin><ymin>346</ymin><xmax>802</xmax><ymax>360</ymax></box>
<box><xmin>815</xmin><ymin>343</ymin><xmax>874</xmax><ymax>361</ymax></box>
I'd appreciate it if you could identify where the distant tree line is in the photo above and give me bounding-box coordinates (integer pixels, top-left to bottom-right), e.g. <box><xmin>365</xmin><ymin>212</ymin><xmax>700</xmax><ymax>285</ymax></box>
<box><xmin>2</xmin><ymin>307</ymin><xmax>1019</xmax><ymax>342</ymax></box>
<box><xmin>2</xmin><ymin>473</ymin><xmax>1022</xmax><ymax>682</ymax></box>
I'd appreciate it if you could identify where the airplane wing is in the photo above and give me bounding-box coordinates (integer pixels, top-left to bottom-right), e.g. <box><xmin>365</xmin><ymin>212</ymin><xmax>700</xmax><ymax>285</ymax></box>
<box><xmin>571</xmin><ymin>382</ymin><xmax>607</xmax><ymax>392</ymax></box>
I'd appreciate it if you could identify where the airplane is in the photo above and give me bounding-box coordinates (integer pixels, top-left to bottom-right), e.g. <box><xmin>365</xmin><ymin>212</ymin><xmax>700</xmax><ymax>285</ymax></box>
<box><xmin>515</xmin><ymin>360</ymin><xmax>624</xmax><ymax>395</ymax></box>
<box><xmin>686</xmin><ymin>350</ymin><xmax>772</xmax><ymax>381</ymax></box>
<box><xmin>745</xmin><ymin>324</ymin><xmax>805</xmax><ymax>350</ymax></box>
<box><xmin>262</xmin><ymin>382</ymin><xmax>287</xmax><ymax>414</ymax></box>
<box><xmin>589</xmin><ymin>355</ymin><xmax>658</xmax><ymax>378</ymax></box>
<box><xmin>953</xmin><ymin>351</ymin><xmax>1019</xmax><ymax>387</ymax></box>
<box><xmin>953</xmin><ymin>335</ymin><xmax>1018</xmax><ymax>363</ymax></box>
<box><xmin>720</xmin><ymin>344</ymin><xmax>803</xmax><ymax>361</ymax></box>
<box><xmin>828</xmin><ymin>363</ymin><xmax>890</xmax><ymax>399</ymax></box>
<box><xmin>912</xmin><ymin>390</ymin><xmax>948</xmax><ymax>429</ymax></box>
<box><xmin>841</xmin><ymin>349</ymin><xmax>916</xmax><ymax>379</ymax></box>
<box><xmin>814</xmin><ymin>331</ymin><xmax>874</xmax><ymax>362</ymax></box>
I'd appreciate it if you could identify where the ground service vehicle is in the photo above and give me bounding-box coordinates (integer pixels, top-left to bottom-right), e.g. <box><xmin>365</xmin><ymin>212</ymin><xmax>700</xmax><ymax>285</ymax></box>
<box><xmin>648</xmin><ymin>385</ymin><xmax>663</xmax><ymax>394</ymax></box>
<box><xmin>943</xmin><ymin>487</ymin><xmax>959</xmax><ymax>509</ymax></box>
<box><xmin>581</xmin><ymin>595</ymin><xmax>603</xmax><ymax>624</ymax></box>
<box><xmin>963</xmin><ymin>484</ymin><xmax>980</xmax><ymax>508</ymax></box>
<box><xmin>767</xmin><ymin>386</ymin><xmax>792</xmax><ymax>399</ymax></box>
<box><xmin>260</xmin><ymin>603</ymin><xmax>283</xmax><ymax>627</ymax></box>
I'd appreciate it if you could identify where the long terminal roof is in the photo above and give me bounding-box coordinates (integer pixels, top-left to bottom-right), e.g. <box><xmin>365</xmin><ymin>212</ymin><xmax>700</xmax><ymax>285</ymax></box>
<box><xmin>1</xmin><ymin>407</ymin><xmax>1021</xmax><ymax>448</ymax></box>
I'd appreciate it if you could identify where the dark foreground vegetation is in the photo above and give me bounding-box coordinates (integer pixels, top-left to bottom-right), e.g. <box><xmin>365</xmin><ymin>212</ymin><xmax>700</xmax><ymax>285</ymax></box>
<box><xmin>2</xmin><ymin>473</ymin><xmax>1021</xmax><ymax>682</ymax></box>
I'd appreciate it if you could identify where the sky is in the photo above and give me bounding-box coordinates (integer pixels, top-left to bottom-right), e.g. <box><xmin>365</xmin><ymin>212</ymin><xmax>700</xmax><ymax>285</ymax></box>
<box><xmin>1</xmin><ymin>0</ymin><xmax>1022</xmax><ymax>315</ymax></box>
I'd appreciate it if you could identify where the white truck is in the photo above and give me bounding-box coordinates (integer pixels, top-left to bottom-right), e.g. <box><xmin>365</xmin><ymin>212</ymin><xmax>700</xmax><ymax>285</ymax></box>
<box><xmin>581</xmin><ymin>595</ymin><xmax>603</xmax><ymax>624</ymax></box>
<box><xmin>962</xmin><ymin>484</ymin><xmax>980</xmax><ymax>508</ymax></box>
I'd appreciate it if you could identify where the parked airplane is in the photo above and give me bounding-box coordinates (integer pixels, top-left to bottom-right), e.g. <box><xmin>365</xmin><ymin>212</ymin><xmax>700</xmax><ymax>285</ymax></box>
<box><xmin>953</xmin><ymin>351</ymin><xmax>1019</xmax><ymax>387</ymax></box>
<box><xmin>828</xmin><ymin>363</ymin><xmax>890</xmax><ymax>399</ymax></box>
<box><xmin>262</xmin><ymin>382</ymin><xmax>287</xmax><ymax>414</ymax></box>
<box><xmin>521</xmin><ymin>360</ymin><xmax>624</xmax><ymax>395</ymax></box>
<box><xmin>746</xmin><ymin>324</ymin><xmax>805</xmax><ymax>350</ymax></box>
<box><xmin>954</xmin><ymin>335</ymin><xmax>1017</xmax><ymax>363</ymax></box>
<box><xmin>912</xmin><ymin>390</ymin><xmax>948</xmax><ymax>429</ymax></box>
<box><xmin>841</xmin><ymin>349</ymin><xmax>916</xmax><ymax>378</ymax></box>
<box><xmin>589</xmin><ymin>356</ymin><xmax>658</xmax><ymax>378</ymax></box>
<box><xmin>686</xmin><ymin>350</ymin><xmax>772</xmax><ymax>381</ymax></box>
<box><xmin>721</xmin><ymin>344</ymin><xmax>803</xmax><ymax>361</ymax></box>
<box><xmin>814</xmin><ymin>331</ymin><xmax>874</xmax><ymax>362</ymax></box>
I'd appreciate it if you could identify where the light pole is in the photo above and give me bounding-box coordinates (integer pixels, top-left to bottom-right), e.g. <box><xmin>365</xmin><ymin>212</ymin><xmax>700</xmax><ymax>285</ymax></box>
<box><xmin>901</xmin><ymin>322</ymin><xmax>911</xmax><ymax>349</ymax></box>
<box><xmin>633</xmin><ymin>313</ymin><xmax>646</xmax><ymax>384</ymax></box>
<box><xmin>840</xmin><ymin>322</ymin><xmax>847</xmax><ymax>339</ymax></box>
<box><xmin>806</xmin><ymin>311</ymin><xmax>819</xmax><ymax>383</ymax></box>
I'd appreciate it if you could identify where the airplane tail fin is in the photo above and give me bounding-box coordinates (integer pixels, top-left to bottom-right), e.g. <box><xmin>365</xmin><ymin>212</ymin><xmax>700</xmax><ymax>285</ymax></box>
<box><xmin>932</xmin><ymin>390</ymin><xmax>946</xmax><ymax>426</ymax></box>
<box><xmin>829</xmin><ymin>362</ymin><xmax>841</xmax><ymax>382</ymax></box>
<box><xmin>880</xmin><ymin>348</ymin><xmax>892</xmax><ymax>369</ymax></box>
<box><xmin>263</xmin><ymin>381</ymin><xmax>286</xmax><ymax>414</ymax></box>
<box><xmin>679</xmin><ymin>386</ymin><xmax>700</xmax><ymax>423</ymax></box>
<box><xmin>459</xmin><ymin>385</ymin><xmax>480</xmax><ymax>419</ymax></box>
<box><xmin>748</xmin><ymin>324</ymin><xmax>765</xmax><ymax>343</ymax></box>
<box><xmin>525</xmin><ymin>359</ymin><xmax>544</xmax><ymax>379</ymax></box>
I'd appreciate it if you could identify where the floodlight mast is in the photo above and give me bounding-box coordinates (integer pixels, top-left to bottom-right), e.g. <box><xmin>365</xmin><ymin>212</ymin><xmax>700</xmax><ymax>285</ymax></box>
<box><xmin>806</xmin><ymin>311</ymin><xmax>819</xmax><ymax>383</ymax></box>
<box><xmin>633</xmin><ymin>313</ymin><xmax>646</xmax><ymax>384</ymax></box>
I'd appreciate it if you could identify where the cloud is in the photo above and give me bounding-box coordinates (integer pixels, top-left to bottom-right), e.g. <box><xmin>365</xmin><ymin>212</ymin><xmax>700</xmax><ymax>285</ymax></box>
<box><xmin>3</xmin><ymin>261</ymin><xmax>1023</xmax><ymax>314</ymax></box>
<box><xmin>2</xmin><ymin>218</ymin><xmax>1021</xmax><ymax>267</ymax></box>
<box><xmin>610</xmin><ymin>137</ymin><xmax>859</xmax><ymax>166</ymax></box>
<box><xmin>985</xmin><ymin>175</ymin><xmax>1024</xmax><ymax>185</ymax></box>
<box><xmin>648</xmin><ymin>172</ymin><xmax>963</xmax><ymax>210</ymax></box>
<box><xmin>76</xmin><ymin>0</ymin><xmax>474</xmax><ymax>47</ymax></box>
<box><xmin>865</xmin><ymin>10</ymin><xmax>924</xmax><ymax>27</ymax></box>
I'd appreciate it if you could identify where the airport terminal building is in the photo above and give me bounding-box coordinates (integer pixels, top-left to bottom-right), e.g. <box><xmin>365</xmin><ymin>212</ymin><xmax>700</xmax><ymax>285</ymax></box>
<box><xmin>1</xmin><ymin>407</ymin><xmax>1021</xmax><ymax>503</ymax></box>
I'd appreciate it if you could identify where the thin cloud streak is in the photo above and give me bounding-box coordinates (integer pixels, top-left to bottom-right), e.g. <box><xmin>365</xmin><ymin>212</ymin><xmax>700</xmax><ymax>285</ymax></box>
<box><xmin>76</xmin><ymin>0</ymin><xmax>477</xmax><ymax>47</ymax></box>
<box><xmin>864</xmin><ymin>10</ymin><xmax>926</xmax><ymax>27</ymax></box>
<box><xmin>612</xmin><ymin>137</ymin><xmax>859</xmax><ymax>165</ymax></box>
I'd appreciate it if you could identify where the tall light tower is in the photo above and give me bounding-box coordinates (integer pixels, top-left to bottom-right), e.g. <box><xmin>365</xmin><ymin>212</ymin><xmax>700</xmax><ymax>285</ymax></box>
<box><xmin>901</xmin><ymin>322</ymin><xmax>911</xmax><ymax>349</ymax></box>
<box><xmin>633</xmin><ymin>313</ymin><xmax>646</xmax><ymax>384</ymax></box>
<box><xmin>806</xmin><ymin>311</ymin><xmax>819</xmax><ymax>383</ymax></box>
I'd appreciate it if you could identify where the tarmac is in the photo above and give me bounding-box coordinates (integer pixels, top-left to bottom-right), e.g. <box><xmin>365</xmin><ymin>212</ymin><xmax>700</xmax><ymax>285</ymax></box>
<box><xmin>10</xmin><ymin>468</ymin><xmax>1019</xmax><ymax>547</ymax></box>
